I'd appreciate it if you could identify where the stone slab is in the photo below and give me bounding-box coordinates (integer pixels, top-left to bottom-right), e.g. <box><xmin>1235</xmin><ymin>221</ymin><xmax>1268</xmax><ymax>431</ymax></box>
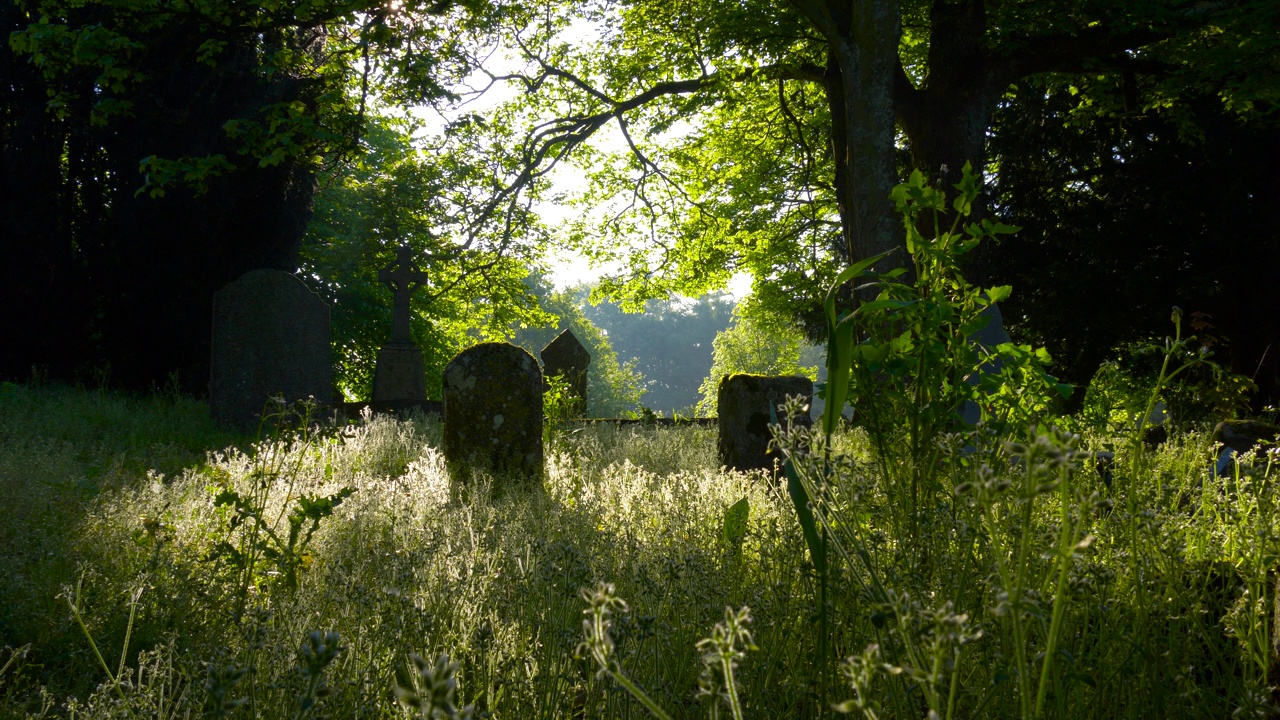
<box><xmin>372</xmin><ymin>343</ymin><xmax>428</xmax><ymax>405</ymax></box>
<box><xmin>717</xmin><ymin>374</ymin><xmax>813</xmax><ymax>473</ymax></box>
<box><xmin>210</xmin><ymin>269</ymin><xmax>332</xmax><ymax>432</ymax></box>
<box><xmin>443</xmin><ymin>342</ymin><xmax>544</xmax><ymax>487</ymax></box>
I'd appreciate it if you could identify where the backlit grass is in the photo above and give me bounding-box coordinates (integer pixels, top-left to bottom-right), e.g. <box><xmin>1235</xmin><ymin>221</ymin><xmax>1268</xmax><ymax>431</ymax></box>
<box><xmin>0</xmin><ymin>383</ymin><xmax>1274</xmax><ymax>718</ymax></box>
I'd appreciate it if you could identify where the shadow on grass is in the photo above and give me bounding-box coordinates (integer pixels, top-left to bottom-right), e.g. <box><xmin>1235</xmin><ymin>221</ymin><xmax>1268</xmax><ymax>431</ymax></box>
<box><xmin>0</xmin><ymin>382</ymin><xmax>249</xmax><ymax>693</ymax></box>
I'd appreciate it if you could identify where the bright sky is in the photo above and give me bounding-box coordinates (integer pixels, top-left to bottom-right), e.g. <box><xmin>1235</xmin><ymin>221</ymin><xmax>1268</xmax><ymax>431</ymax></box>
<box><xmin>526</xmin><ymin>163</ymin><xmax>753</xmax><ymax>298</ymax></box>
<box><xmin>409</xmin><ymin>25</ymin><xmax>753</xmax><ymax>301</ymax></box>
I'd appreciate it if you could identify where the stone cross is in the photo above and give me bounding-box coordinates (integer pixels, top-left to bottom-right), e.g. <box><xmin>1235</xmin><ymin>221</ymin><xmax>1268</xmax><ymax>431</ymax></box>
<box><xmin>378</xmin><ymin>245</ymin><xmax>427</xmax><ymax>344</ymax></box>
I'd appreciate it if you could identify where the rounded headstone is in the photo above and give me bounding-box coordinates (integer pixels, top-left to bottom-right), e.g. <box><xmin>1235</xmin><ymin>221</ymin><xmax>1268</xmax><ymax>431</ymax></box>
<box><xmin>718</xmin><ymin>374</ymin><xmax>813</xmax><ymax>473</ymax></box>
<box><xmin>210</xmin><ymin>270</ymin><xmax>332</xmax><ymax>432</ymax></box>
<box><xmin>443</xmin><ymin>342</ymin><xmax>544</xmax><ymax>487</ymax></box>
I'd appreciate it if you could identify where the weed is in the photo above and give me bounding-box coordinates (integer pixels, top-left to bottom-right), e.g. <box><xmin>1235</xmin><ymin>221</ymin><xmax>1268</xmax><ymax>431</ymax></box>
<box><xmin>0</xmin><ymin>363</ymin><xmax>1274</xmax><ymax>718</ymax></box>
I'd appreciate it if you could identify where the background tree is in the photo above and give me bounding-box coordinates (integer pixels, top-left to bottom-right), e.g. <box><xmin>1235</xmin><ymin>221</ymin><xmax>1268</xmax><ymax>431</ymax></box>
<box><xmin>432</xmin><ymin>0</ymin><xmax>1269</xmax><ymax>325</ymax></box>
<box><xmin>695</xmin><ymin>307</ymin><xmax>819</xmax><ymax>416</ymax></box>
<box><xmin>579</xmin><ymin>291</ymin><xmax>735</xmax><ymax>415</ymax></box>
<box><xmin>0</xmin><ymin>0</ymin><xmax>499</xmax><ymax>389</ymax></box>
<box><xmin>511</xmin><ymin>279</ymin><xmax>645</xmax><ymax>417</ymax></box>
<box><xmin>301</xmin><ymin>113</ymin><xmax>548</xmax><ymax>401</ymax></box>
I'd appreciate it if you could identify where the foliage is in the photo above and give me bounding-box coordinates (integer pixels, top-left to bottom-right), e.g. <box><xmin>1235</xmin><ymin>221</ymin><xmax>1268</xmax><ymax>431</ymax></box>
<box><xmin>988</xmin><ymin>77</ymin><xmax>1280</xmax><ymax>407</ymax></box>
<box><xmin>581</xmin><ymin>291</ymin><xmax>735</xmax><ymax>416</ymax></box>
<box><xmin>207</xmin><ymin>400</ymin><xmax>355</xmax><ymax>604</ymax></box>
<box><xmin>384</xmin><ymin>0</ymin><xmax>1274</xmax><ymax>346</ymax></box>
<box><xmin>817</xmin><ymin>165</ymin><xmax>1068</xmax><ymax>529</ymax></box>
<box><xmin>512</xmin><ymin>278</ymin><xmax>646</xmax><ymax>417</ymax></box>
<box><xmin>695</xmin><ymin>307</ymin><xmax>818</xmax><ymax>416</ymax></box>
<box><xmin>301</xmin><ymin>113</ymin><xmax>548</xmax><ymax>400</ymax></box>
<box><xmin>541</xmin><ymin>374</ymin><xmax>583</xmax><ymax>449</ymax></box>
<box><xmin>395</xmin><ymin>652</ymin><xmax>475</xmax><ymax>719</ymax></box>
<box><xmin>771</xmin><ymin>168</ymin><xmax>1081</xmax><ymax>718</ymax></box>
<box><xmin>1075</xmin><ymin>317</ymin><xmax>1256</xmax><ymax>438</ymax></box>
<box><xmin>4</xmin><ymin>383</ymin><xmax>1280</xmax><ymax>717</ymax></box>
<box><xmin>0</xmin><ymin>0</ymin><xmax>508</xmax><ymax>387</ymax></box>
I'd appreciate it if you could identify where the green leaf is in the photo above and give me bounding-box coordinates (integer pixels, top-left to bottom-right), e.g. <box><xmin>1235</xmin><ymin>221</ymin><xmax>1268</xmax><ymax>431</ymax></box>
<box><xmin>986</xmin><ymin>285</ymin><xmax>1012</xmax><ymax>303</ymax></box>
<box><xmin>853</xmin><ymin>299</ymin><xmax>913</xmax><ymax>316</ymax></box>
<box><xmin>959</xmin><ymin>314</ymin><xmax>991</xmax><ymax>336</ymax></box>
<box><xmin>723</xmin><ymin>497</ymin><xmax>749</xmax><ymax>546</ymax></box>
<box><xmin>823</xmin><ymin>249</ymin><xmax>895</xmax><ymax>320</ymax></box>
<box><xmin>770</xmin><ymin>403</ymin><xmax>825</xmax><ymax>576</ymax></box>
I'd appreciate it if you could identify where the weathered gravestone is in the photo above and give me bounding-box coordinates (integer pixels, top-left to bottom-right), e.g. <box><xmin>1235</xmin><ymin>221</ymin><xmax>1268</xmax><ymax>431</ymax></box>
<box><xmin>1211</xmin><ymin>419</ymin><xmax>1280</xmax><ymax>476</ymax></box>
<box><xmin>443</xmin><ymin>342</ymin><xmax>544</xmax><ymax>486</ymax></box>
<box><xmin>210</xmin><ymin>269</ymin><xmax>332</xmax><ymax>432</ymax></box>
<box><xmin>541</xmin><ymin>328</ymin><xmax>591</xmax><ymax>415</ymax></box>
<box><xmin>718</xmin><ymin>374</ymin><xmax>813</xmax><ymax>473</ymax></box>
<box><xmin>372</xmin><ymin>245</ymin><xmax>429</xmax><ymax>408</ymax></box>
<box><xmin>960</xmin><ymin>302</ymin><xmax>1013</xmax><ymax>427</ymax></box>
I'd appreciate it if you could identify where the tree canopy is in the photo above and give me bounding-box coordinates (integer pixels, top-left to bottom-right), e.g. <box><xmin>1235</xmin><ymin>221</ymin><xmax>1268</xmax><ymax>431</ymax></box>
<box><xmin>1</xmin><ymin>0</ymin><xmax>505</xmax><ymax>387</ymax></box>
<box><xmin>436</xmin><ymin>0</ymin><xmax>1276</xmax><ymax>321</ymax></box>
<box><xmin>2</xmin><ymin>0</ymin><xmax>1277</xmax><ymax>408</ymax></box>
<box><xmin>695</xmin><ymin>307</ymin><xmax>819</xmax><ymax>416</ymax></box>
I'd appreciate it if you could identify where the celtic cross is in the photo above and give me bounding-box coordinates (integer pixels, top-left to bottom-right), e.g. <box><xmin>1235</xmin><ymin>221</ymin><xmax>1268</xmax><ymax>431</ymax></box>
<box><xmin>378</xmin><ymin>245</ymin><xmax>427</xmax><ymax>344</ymax></box>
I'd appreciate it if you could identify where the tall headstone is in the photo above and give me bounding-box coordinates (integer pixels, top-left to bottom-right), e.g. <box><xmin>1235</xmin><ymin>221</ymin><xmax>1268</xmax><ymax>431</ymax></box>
<box><xmin>540</xmin><ymin>328</ymin><xmax>591</xmax><ymax>415</ymax></box>
<box><xmin>210</xmin><ymin>270</ymin><xmax>332</xmax><ymax>432</ymax></box>
<box><xmin>443</xmin><ymin>342</ymin><xmax>544</xmax><ymax>487</ymax></box>
<box><xmin>372</xmin><ymin>245</ymin><xmax>428</xmax><ymax>407</ymax></box>
<box><xmin>960</xmin><ymin>302</ymin><xmax>1013</xmax><ymax>426</ymax></box>
<box><xmin>718</xmin><ymin>374</ymin><xmax>813</xmax><ymax>473</ymax></box>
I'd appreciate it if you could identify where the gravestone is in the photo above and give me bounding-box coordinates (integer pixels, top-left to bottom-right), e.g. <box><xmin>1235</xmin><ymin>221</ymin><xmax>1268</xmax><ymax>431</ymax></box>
<box><xmin>210</xmin><ymin>269</ymin><xmax>332</xmax><ymax>432</ymax></box>
<box><xmin>443</xmin><ymin>342</ymin><xmax>544</xmax><ymax>486</ymax></box>
<box><xmin>541</xmin><ymin>328</ymin><xmax>591</xmax><ymax>415</ymax></box>
<box><xmin>1211</xmin><ymin>419</ymin><xmax>1280</xmax><ymax>476</ymax></box>
<box><xmin>718</xmin><ymin>374</ymin><xmax>813</xmax><ymax>473</ymax></box>
<box><xmin>372</xmin><ymin>245</ymin><xmax>429</xmax><ymax>407</ymax></box>
<box><xmin>960</xmin><ymin>302</ymin><xmax>1013</xmax><ymax>426</ymax></box>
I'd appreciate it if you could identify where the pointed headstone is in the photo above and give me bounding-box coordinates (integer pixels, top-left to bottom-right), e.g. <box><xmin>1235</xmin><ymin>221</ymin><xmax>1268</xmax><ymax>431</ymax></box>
<box><xmin>541</xmin><ymin>328</ymin><xmax>591</xmax><ymax>415</ymax></box>
<box><xmin>210</xmin><ymin>270</ymin><xmax>332</xmax><ymax>432</ymax></box>
<box><xmin>372</xmin><ymin>245</ymin><xmax>429</xmax><ymax>407</ymax></box>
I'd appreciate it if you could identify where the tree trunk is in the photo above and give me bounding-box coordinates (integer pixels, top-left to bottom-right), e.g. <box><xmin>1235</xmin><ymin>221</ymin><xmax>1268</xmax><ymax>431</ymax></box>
<box><xmin>802</xmin><ymin>0</ymin><xmax>902</xmax><ymax>271</ymax></box>
<box><xmin>895</xmin><ymin>0</ymin><xmax>1011</xmax><ymax>282</ymax></box>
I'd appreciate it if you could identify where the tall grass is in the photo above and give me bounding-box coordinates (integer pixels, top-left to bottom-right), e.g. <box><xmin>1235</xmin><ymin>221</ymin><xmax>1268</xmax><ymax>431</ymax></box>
<box><xmin>0</xmin><ymin>378</ymin><xmax>1274</xmax><ymax>718</ymax></box>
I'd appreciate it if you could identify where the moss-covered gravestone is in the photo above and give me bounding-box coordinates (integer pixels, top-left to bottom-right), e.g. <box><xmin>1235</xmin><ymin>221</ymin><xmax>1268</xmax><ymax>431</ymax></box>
<box><xmin>541</xmin><ymin>328</ymin><xmax>591</xmax><ymax>415</ymax></box>
<box><xmin>443</xmin><ymin>342</ymin><xmax>544</xmax><ymax>486</ymax></box>
<box><xmin>717</xmin><ymin>374</ymin><xmax>813</xmax><ymax>473</ymax></box>
<box><xmin>210</xmin><ymin>270</ymin><xmax>332</xmax><ymax>432</ymax></box>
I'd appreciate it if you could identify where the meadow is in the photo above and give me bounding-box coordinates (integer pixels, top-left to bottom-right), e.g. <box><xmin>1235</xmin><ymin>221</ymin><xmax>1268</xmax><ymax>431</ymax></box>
<box><xmin>0</xmin><ymin>376</ymin><xmax>1276</xmax><ymax>719</ymax></box>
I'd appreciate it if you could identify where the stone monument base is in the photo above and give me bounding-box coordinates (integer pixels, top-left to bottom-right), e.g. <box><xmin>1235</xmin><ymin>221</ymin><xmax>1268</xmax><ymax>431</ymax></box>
<box><xmin>372</xmin><ymin>343</ymin><xmax>428</xmax><ymax>405</ymax></box>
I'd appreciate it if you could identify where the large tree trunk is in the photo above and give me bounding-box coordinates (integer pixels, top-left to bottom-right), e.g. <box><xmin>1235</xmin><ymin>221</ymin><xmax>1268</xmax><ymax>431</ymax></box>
<box><xmin>797</xmin><ymin>0</ymin><xmax>902</xmax><ymax>271</ymax></box>
<box><xmin>895</xmin><ymin>0</ymin><xmax>1011</xmax><ymax>283</ymax></box>
<box><xmin>897</xmin><ymin>1</ymin><xmax>993</xmax><ymax>179</ymax></box>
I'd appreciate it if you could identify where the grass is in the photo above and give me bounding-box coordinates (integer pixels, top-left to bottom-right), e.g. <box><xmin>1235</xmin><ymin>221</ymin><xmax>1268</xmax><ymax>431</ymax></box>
<box><xmin>0</xmin><ymin>381</ymin><xmax>1276</xmax><ymax>718</ymax></box>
